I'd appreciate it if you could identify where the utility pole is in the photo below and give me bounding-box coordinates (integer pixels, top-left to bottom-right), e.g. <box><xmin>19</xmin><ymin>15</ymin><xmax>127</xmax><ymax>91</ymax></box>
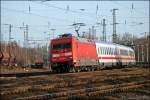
<box><xmin>0</xmin><ymin>25</ymin><xmax>2</xmax><ymax>64</ymax></box>
<box><xmin>141</xmin><ymin>45</ymin><xmax>144</xmax><ymax>63</ymax></box>
<box><xmin>146</xmin><ymin>43</ymin><xmax>149</xmax><ymax>63</ymax></box>
<box><xmin>92</xmin><ymin>26</ymin><xmax>95</xmax><ymax>40</ymax></box>
<box><xmin>8</xmin><ymin>24</ymin><xmax>12</xmax><ymax>66</ymax></box>
<box><xmin>89</xmin><ymin>28</ymin><xmax>91</xmax><ymax>39</ymax></box>
<box><xmin>25</xmin><ymin>24</ymin><xmax>29</xmax><ymax>66</ymax></box>
<box><xmin>102</xmin><ymin>19</ymin><xmax>106</xmax><ymax>42</ymax></box>
<box><xmin>26</xmin><ymin>25</ymin><xmax>29</xmax><ymax>48</ymax></box>
<box><xmin>137</xmin><ymin>45</ymin><xmax>140</xmax><ymax>63</ymax></box>
<box><xmin>19</xmin><ymin>23</ymin><xmax>29</xmax><ymax>66</ymax></box>
<box><xmin>3</xmin><ymin>24</ymin><xmax>13</xmax><ymax>66</ymax></box>
<box><xmin>51</xmin><ymin>29</ymin><xmax>56</xmax><ymax>39</ymax></box>
<box><xmin>112</xmin><ymin>8</ymin><xmax>118</xmax><ymax>43</ymax></box>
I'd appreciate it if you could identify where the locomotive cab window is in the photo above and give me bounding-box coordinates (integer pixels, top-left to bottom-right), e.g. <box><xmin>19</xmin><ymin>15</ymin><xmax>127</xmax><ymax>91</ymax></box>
<box><xmin>52</xmin><ymin>43</ymin><xmax>71</xmax><ymax>50</ymax></box>
<box><xmin>63</xmin><ymin>43</ymin><xmax>71</xmax><ymax>49</ymax></box>
<box><xmin>53</xmin><ymin>44</ymin><xmax>61</xmax><ymax>50</ymax></box>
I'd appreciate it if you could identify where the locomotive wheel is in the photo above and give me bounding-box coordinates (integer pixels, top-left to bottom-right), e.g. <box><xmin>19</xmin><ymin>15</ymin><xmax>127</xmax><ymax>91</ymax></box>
<box><xmin>75</xmin><ymin>68</ymin><xmax>80</xmax><ymax>72</ymax></box>
<box><xmin>69</xmin><ymin>67</ymin><xmax>76</xmax><ymax>73</ymax></box>
<box><xmin>77</xmin><ymin>69</ymin><xmax>80</xmax><ymax>72</ymax></box>
<box><xmin>88</xmin><ymin>68</ymin><xmax>91</xmax><ymax>72</ymax></box>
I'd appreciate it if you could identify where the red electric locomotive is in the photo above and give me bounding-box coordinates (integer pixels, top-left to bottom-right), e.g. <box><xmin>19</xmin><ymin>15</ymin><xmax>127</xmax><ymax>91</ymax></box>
<box><xmin>49</xmin><ymin>33</ymin><xmax>135</xmax><ymax>72</ymax></box>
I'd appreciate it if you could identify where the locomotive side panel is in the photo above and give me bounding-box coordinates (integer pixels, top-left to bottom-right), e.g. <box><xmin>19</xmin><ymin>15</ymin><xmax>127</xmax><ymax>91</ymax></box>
<box><xmin>71</xmin><ymin>37</ymin><xmax>78</xmax><ymax>66</ymax></box>
<box><xmin>73</xmin><ymin>39</ymin><xmax>98</xmax><ymax>67</ymax></box>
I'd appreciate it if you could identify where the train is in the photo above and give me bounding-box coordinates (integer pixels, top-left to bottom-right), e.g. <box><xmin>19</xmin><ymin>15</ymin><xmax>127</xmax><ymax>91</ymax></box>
<box><xmin>49</xmin><ymin>33</ymin><xmax>135</xmax><ymax>72</ymax></box>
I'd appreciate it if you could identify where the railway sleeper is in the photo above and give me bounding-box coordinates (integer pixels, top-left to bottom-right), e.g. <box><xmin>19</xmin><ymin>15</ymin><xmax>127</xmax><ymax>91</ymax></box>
<box><xmin>1</xmin><ymin>75</ymin><xmax>148</xmax><ymax>96</ymax></box>
<box><xmin>88</xmin><ymin>83</ymin><xmax>147</xmax><ymax>97</ymax></box>
<box><xmin>15</xmin><ymin>81</ymin><xmax>149</xmax><ymax>100</ymax></box>
<box><xmin>50</xmin><ymin>83</ymin><xmax>148</xmax><ymax>99</ymax></box>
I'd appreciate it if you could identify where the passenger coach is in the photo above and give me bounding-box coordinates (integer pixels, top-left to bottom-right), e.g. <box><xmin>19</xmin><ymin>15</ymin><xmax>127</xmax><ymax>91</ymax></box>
<box><xmin>49</xmin><ymin>33</ymin><xmax>135</xmax><ymax>72</ymax></box>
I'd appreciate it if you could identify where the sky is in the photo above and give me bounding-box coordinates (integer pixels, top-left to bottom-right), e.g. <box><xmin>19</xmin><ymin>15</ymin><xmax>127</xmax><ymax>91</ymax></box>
<box><xmin>1</xmin><ymin>1</ymin><xmax>149</xmax><ymax>47</ymax></box>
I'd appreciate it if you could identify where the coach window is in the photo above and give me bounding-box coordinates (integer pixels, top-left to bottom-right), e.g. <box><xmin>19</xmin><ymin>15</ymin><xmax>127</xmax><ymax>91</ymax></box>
<box><xmin>100</xmin><ymin>48</ymin><xmax>101</xmax><ymax>54</ymax></box>
<box><xmin>120</xmin><ymin>50</ymin><xmax>123</xmax><ymax>55</ymax></box>
<box><xmin>104</xmin><ymin>47</ymin><xmax>106</xmax><ymax>55</ymax></box>
<box><xmin>110</xmin><ymin>48</ymin><xmax>112</xmax><ymax>55</ymax></box>
<box><xmin>107</xmin><ymin>48</ymin><xmax>108</xmax><ymax>55</ymax></box>
<box><xmin>113</xmin><ymin>48</ymin><xmax>115</xmax><ymax>55</ymax></box>
<box><xmin>99</xmin><ymin>47</ymin><xmax>101</xmax><ymax>54</ymax></box>
<box><xmin>114</xmin><ymin>49</ymin><xmax>116</xmax><ymax>55</ymax></box>
<box><xmin>105</xmin><ymin>47</ymin><xmax>106</xmax><ymax>55</ymax></box>
<box><xmin>113</xmin><ymin>49</ymin><xmax>114</xmax><ymax>55</ymax></box>
<box><xmin>110</xmin><ymin>48</ymin><xmax>111</xmax><ymax>55</ymax></box>
<box><xmin>106</xmin><ymin>47</ymin><xmax>107</xmax><ymax>55</ymax></box>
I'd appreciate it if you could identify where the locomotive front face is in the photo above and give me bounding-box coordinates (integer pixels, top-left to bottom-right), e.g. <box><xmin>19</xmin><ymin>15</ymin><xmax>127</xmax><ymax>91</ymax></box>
<box><xmin>50</xmin><ymin>37</ymin><xmax>73</xmax><ymax>72</ymax></box>
<box><xmin>52</xmin><ymin>42</ymin><xmax>72</xmax><ymax>62</ymax></box>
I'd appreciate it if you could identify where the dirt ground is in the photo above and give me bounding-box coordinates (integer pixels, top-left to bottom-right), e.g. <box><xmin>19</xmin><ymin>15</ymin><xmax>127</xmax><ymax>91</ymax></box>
<box><xmin>0</xmin><ymin>66</ymin><xmax>49</xmax><ymax>74</ymax></box>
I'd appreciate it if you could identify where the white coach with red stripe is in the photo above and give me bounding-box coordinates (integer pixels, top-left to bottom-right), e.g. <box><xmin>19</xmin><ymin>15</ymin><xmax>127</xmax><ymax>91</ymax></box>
<box><xmin>95</xmin><ymin>42</ymin><xmax>135</xmax><ymax>66</ymax></box>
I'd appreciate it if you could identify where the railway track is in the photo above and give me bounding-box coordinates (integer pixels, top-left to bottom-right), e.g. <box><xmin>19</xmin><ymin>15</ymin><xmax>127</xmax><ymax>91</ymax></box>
<box><xmin>0</xmin><ymin>71</ymin><xmax>51</xmax><ymax>77</ymax></box>
<box><xmin>0</xmin><ymin>67</ymin><xmax>150</xmax><ymax>100</ymax></box>
<box><xmin>14</xmin><ymin>81</ymin><xmax>149</xmax><ymax>100</ymax></box>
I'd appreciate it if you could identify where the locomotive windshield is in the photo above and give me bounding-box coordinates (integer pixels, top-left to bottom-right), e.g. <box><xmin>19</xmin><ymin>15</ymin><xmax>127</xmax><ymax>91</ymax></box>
<box><xmin>52</xmin><ymin>42</ymin><xmax>71</xmax><ymax>50</ymax></box>
<box><xmin>53</xmin><ymin>44</ymin><xmax>61</xmax><ymax>50</ymax></box>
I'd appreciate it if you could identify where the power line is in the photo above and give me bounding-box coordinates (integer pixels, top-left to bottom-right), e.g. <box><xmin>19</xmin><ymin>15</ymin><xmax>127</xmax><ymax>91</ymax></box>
<box><xmin>2</xmin><ymin>7</ymin><xmax>73</xmax><ymax>23</ymax></box>
<box><xmin>114</xmin><ymin>1</ymin><xmax>148</xmax><ymax>15</ymax></box>
<box><xmin>32</xmin><ymin>1</ymin><xmax>100</xmax><ymax>19</ymax></box>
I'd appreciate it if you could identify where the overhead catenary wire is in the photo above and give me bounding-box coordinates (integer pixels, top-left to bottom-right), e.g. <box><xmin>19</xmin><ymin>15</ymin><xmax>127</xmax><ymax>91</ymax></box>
<box><xmin>34</xmin><ymin>1</ymin><xmax>148</xmax><ymax>20</ymax></box>
<box><xmin>113</xmin><ymin>1</ymin><xmax>148</xmax><ymax>16</ymax></box>
<box><xmin>2</xmin><ymin>7</ymin><xmax>73</xmax><ymax>23</ymax></box>
<box><xmin>2</xmin><ymin>1</ymin><xmax>149</xmax><ymax>41</ymax></box>
<box><xmin>32</xmin><ymin>1</ymin><xmax>95</xmax><ymax>17</ymax></box>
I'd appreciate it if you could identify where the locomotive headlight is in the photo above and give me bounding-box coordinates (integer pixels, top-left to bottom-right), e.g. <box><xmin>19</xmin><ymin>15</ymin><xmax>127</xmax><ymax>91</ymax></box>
<box><xmin>64</xmin><ymin>52</ymin><xmax>72</xmax><ymax>56</ymax></box>
<box><xmin>52</xmin><ymin>54</ymin><xmax>60</xmax><ymax>57</ymax></box>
